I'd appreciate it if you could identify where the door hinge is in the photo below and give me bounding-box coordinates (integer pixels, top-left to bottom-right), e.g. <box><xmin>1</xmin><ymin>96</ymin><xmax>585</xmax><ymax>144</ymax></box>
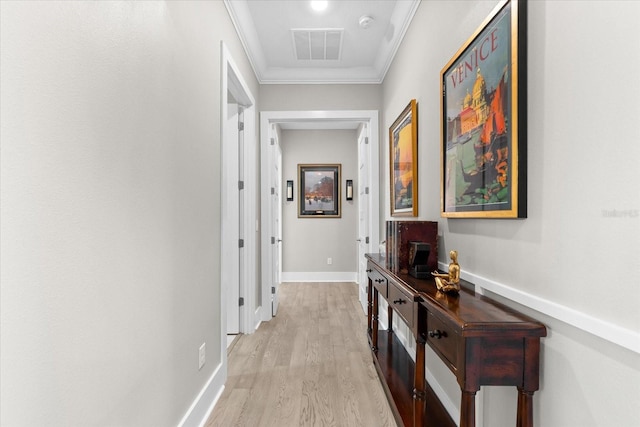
<box><xmin>271</xmin><ymin>236</ymin><xmax>275</xmax><ymax>244</ymax></box>
<box><xmin>271</xmin><ymin>286</ymin><xmax>276</xmax><ymax>294</ymax></box>
<box><xmin>365</xmin><ymin>136</ymin><xmax>369</xmax><ymax>144</ymax></box>
<box><xmin>365</xmin><ymin>187</ymin><xmax>369</xmax><ymax>194</ymax></box>
<box><xmin>238</xmin><ymin>239</ymin><xmax>244</xmax><ymax>248</ymax></box>
<box><xmin>270</xmin><ymin>138</ymin><xmax>275</xmax><ymax>146</ymax></box>
<box><xmin>239</xmin><ymin>297</ymin><xmax>244</xmax><ymax>306</ymax></box>
<box><xmin>271</xmin><ymin>187</ymin><xmax>275</xmax><ymax>195</ymax></box>
<box><xmin>238</xmin><ymin>121</ymin><xmax>244</xmax><ymax>131</ymax></box>
<box><xmin>238</xmin><ymin>180</ymin><xmax>244</xmax><ymax>190</ymax></box>
<box><xmin>366</xmin><ymin>236</ymin><xmax>370</xmax><ymax>244</ymax></box>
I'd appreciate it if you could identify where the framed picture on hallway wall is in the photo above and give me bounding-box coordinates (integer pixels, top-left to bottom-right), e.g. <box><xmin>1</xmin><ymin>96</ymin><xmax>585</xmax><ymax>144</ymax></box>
<box><xmin>440</xmin><ymin>0</ymin><xmax>527</xmax><ymax>218</ymax></box>
<box><xmin>298</xmin><ymin>164</ymin><xmax>341</xmax><ymax>218</ymax></box>
<box><xmin>389</xmin><ymin>99</ymin><xmax>418</xmax><ymax>217</ymax></box>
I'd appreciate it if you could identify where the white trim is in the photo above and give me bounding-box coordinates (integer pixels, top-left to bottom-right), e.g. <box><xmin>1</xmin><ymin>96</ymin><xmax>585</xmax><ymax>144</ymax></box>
<box><xmin>359</xmin><ymin>284</ymin><xmax>368</xmax><ymax>314</ymax></box>
<box><xmin>374</xmin><ymin>0</ymin><xmax>421</xmax><ymax>83</ymax></box>
<box><xmin>442</xmin><ymin>262</ymin><xmax>640</xmax><ymax>354</ymax></box>
<box><xmin>221</xmin><ymin>42</ymin><xmax>257</xmax><ymax>335</ymax></box>
<box><xmin>242</xmin><ymin>104</ymin><xmax>257</xmax><ymax>332</ymax></box>
<box><xmin>222</xmin><ymin>0</ymin><xmax>266</xmax><ymax>83</ymax></box>
<box><xmin>224</xmin><ymin>0</ymin><xmax>421</xmax><ymax>84</ymax></box>
<box><xmin>425</xmin><ymin>368</ymin><xmax>461</xmax><ymax>427</ymax></box>
<box><xmin>259</xmin><ymin>118</ymin><xmax>275</xmax><ymax>321</ymax></box>
<box><xmin>176</xmin><ymin>363</ymin><xmax>226</xmax><ymax>427</ymax></box>
<box><xmin>254</xmin><ymin>306</ymin><xmax>262</xmax><ymax>331</ymax></box>
<box><xmin>281</xmin><ymin>272</ymin><xmax>357</xmax><ymax>283</ymax></box>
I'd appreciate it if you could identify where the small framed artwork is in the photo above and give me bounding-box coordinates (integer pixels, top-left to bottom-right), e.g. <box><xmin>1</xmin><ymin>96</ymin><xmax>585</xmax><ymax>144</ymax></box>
<box><xmin>298</xmin><ymin>164</ymin><xmax>341</xmax><ymax>218</ymax></box>
<box><xmin>440</xmin><ymin>0</ymin><xmax>527</xmax><ymax>218</ymax></box>
<box><xmin>390</xmin><ymin>99</ymin><xmax>418</xmax><ymax>217</ymax></box>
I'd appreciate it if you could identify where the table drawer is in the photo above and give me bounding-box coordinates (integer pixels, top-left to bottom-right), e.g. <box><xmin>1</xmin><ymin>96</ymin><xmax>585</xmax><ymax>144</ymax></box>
<box><xmin>426</xmin><ymin>310</ymin><xmax>458</xmax><ymax>369</ymax></box>
<box><xmin>368</xmin><ymin>263</ymin><xmax>387</xmax><ymax>298</ymax></box>
<box><xmin>388</xmin><ymin>280</ymin><xmax>413</xmax><ymax>328</ymax></box>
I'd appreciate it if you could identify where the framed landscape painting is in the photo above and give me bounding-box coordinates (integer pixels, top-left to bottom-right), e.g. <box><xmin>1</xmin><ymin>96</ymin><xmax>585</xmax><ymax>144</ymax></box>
<box><xmin>390</xmin><ymin>99</ymin><xmax>418</xmax><ymax>217</ymax></box>
<box><xmin>440</xmin><ymin>0</ymin><xmax>527</xmax><ymax>218</ymax></box>
<box><xmin>298</xmin><ymin>164</ymin><xmax>341</xmax><ymax>218</ymax></box>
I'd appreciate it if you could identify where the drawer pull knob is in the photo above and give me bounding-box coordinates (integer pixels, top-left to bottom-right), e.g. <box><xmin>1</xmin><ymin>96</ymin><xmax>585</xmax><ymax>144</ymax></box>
<box><xmin>375</xmin><ymin>278</ymin><xmax>384</xmax><ymax>283</ymax></box>
<box><xmin>428</xmin><ymin>329</ymin><xmax>447</xmax><ymax>339</ymax></box>
<box><xmin>366</xmin><ymin>269</ymin><xmax>372</xmax><ymax>273</ymax></box>
<box><xmin>393</xmin><ymin>299</ymin><xmax>406</xmax><ymax>305</ymax></box>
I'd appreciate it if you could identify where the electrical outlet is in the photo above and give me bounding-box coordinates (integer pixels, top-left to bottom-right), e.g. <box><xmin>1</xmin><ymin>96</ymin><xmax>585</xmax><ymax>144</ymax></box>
<box><xmin>198</xmin><ymin>343</ymin><xmax>206</xmax><ymax>370</ymax></box>
<box><xmin>327</xmin><ymin>257</ymin><xmax>332</xmax><ymax>265</ymax></box>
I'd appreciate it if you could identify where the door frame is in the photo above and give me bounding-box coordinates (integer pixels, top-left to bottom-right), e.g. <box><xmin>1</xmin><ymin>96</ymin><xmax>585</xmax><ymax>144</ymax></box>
<box><xmin>260</xmin><ymin>110</ymin><xmax>380</xmax><ymax>321</ymax></box>
<box><xmin>357</xmin><ymin>123</ymin><xmax>371</xmax><ymax>313</ymax></box>
<box><xmin>221</xmin><ymin>42</ymin><xmax>257</xmax><ymax>341</ymax></box>
<box><xmin>271</xmin><ymin>137</ymin><xmax>283</xmax><ymax>316</ymax></box>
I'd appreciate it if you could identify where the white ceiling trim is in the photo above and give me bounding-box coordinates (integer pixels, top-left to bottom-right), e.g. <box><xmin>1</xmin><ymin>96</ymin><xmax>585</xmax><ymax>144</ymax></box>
<box><xmin>374</xmin><ymin>0</ymin><xmax>421</xmax><ymax>79</ymax></box>
<box><xmin>223</xmin><ymin>0</ymin><xmax>267</xmax><ymax>82</ymax></box>
<box><xmin>223</xmin><ymin>0</ymin><xmax>421</xmax><ymax>85</ymax></box>
<box><xmin>258</xmin><ymin>66</ymin><xmax>385</xmax><ymax>85</ymax></box>
<box><xmin>262</xmin><ymin>110</ymin><xmax>374</xmax><ymax>130</ymax></box>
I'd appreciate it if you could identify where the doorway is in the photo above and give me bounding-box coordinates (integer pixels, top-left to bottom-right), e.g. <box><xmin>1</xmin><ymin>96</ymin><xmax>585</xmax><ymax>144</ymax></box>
<box><xmin>221</xmin><ymin>43</ymin><xmax>257</xmax><ymax>344</ymax></box>
<box><xmin>260</xmin><ymin>110</ymin><xmax>380</xmax><ymax>321</ymax></box>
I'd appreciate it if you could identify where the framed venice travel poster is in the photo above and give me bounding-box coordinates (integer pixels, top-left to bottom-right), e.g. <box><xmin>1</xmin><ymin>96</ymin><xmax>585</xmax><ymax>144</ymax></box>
<box><xmin>440</xmin><ymin>0</ymin><xmax>527</xmax><ymax>218</ymax></box>
<box><xmin>298</xmin><ymin>164</ymin><xmax>341</xmax><ymax>218</ymax></box>
<box><xmin>390</xmin><ymin>99</ymin><xmax>418</xmax><ymax>217</ymax></box>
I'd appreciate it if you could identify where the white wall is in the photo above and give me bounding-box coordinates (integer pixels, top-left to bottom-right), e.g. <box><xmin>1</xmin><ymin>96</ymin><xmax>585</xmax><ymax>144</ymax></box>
<box><xmin>259</xmin><ymin>84</ymin><xmax>382</xmax><ymax>112</ymax></box>
<box><xmin>281</xmin><ymin>129</ymin><xmax>358</xmax><ymax>280</ymax></box>
<box><xmin>0</xmin><ymin>2</ymin><xmax>258</xmax><ymax>426</ymax></box>
<box><xmin>382</xmin><ymin>1</ymin><xmax>640</xmax><ymax>426</ymax></box>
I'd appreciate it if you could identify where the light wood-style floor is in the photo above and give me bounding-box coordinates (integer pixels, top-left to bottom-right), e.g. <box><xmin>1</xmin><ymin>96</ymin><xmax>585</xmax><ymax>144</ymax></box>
<box><xmin>205</xmin><ymin>282</ymin><xmax>398</xmax><ymax>427</ymax></box>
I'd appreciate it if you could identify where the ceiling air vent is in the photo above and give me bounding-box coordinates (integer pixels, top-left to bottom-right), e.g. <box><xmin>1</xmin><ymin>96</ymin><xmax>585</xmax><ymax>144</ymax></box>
<box><xmin>291</xmin><ymin>28</ymin><xmax>343</xmax><ymax>61</ymax></box>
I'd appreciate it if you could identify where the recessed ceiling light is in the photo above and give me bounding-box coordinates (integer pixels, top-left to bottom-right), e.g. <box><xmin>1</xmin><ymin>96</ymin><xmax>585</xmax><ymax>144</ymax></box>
<box><xmin>310</xmin><ymin>1</ymin><xmax>328</xmax><ymax>12</ymax></box>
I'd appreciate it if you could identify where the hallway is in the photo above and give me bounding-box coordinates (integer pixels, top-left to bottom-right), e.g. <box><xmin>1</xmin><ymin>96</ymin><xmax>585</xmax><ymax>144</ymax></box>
<box><xmin>206</xmin><ymin>282</ymin><xmax>397</xmax><ymax>426</ymax></box>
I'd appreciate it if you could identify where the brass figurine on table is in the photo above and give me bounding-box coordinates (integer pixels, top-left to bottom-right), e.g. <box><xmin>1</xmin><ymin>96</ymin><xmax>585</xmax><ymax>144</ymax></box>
<box><xmin>432</xmin><ymin>250</ymin><xmax>460</xmax><ymax>294</ymax></box>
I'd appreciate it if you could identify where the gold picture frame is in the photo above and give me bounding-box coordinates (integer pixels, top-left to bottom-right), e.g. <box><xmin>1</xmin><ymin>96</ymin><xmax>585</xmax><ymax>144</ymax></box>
<box><xmin>389</xmin><ymin>99</ymin><xmax>418</xmax><ymax>217</ymax></box>
<box><xmin>440</xmin><ymin>0</ymin><xmax>527</xmax><ymax>218</ymax></box>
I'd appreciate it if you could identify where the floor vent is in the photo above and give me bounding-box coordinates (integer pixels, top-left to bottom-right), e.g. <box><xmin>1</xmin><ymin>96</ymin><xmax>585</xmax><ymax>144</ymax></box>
<box><xmin>291</xmin><ymin>28</ymin><xmax>343</xmax><ymax>61</ymax></box>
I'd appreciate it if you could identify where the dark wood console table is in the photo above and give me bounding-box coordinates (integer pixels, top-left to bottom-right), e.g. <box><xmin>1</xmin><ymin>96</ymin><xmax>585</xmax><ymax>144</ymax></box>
<box><xmin>366</xmin><ymin>253</ymin><xmax>546</xmax><ymax>427</ymax></box>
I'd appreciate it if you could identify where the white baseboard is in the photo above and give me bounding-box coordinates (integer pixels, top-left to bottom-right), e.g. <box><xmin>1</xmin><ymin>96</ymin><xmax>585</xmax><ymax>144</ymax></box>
<box><xmin>254</xmin><ymin>306</ymin><xmax>262</xmax><ymax>331</ymax></box>
<box><xmin>281</xmin><ymin>272</ymin><xmax>357</xmax><ymax>282</ymax></box>
<box><xmin>425</xmin><ymin>368</ymin><xmax>462</xmax><ymax>426</ymax></box>
<box><xmin>177</xmin><ymin>362</ymin><xmax>225</xmax><ymax>427</ymax></box>
<box><xmin>442</xmin><ymin>262</ymin><xmax>640</xmax><ymax>354</ymax></box>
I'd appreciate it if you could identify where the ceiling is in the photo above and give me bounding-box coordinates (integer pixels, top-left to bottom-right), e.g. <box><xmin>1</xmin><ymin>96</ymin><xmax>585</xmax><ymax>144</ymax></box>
<box><xmin>224</xmin><ymin>0</ymin><xmax>421</xmax><ymax>85</ymax></box>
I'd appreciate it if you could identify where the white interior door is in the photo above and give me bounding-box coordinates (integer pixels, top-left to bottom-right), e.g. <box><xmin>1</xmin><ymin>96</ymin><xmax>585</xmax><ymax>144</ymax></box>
<box><xmin>225</xmin><ymin>101</ymin><xmax>241</xmax><ymax>335</ymax></box>
<box><xmin>237</xmin><ymin>107</ymin><xmax>245</xmax><ymax>329</ymax></box>
<box><xmin>357</xmin><ymin>124</ymin><xmax>370</xmax><ymax>311</ymax></box>
<box><xmin>222</xmin><ymin>42</ymin><xmax>257</xmax><ymax>343</ymax></box>
<box><xmin>271</xmin><ymin>132</ymin><xmax>282</xmax><ymax>316</ymax></box>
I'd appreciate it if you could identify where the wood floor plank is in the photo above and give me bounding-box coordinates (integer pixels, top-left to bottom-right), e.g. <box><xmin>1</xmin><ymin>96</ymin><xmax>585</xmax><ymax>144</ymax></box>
<box><xmin>259</xmin><ymin>366</ymin><xmax>303</xmax><ymax>427</ymax></box>
<box><xmin>206</xmin><ymin>282</ymin><xmax>398</xmax><ymax>427</ymax></box>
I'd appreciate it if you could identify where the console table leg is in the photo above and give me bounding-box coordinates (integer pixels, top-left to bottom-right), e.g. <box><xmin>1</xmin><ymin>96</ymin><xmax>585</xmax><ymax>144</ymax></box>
<box><xmin>413</xmin><ymin>336</ymin><xmax>426</xmax><ymax>427</ymax></box>
<box><xmin>460</xmin><ymin>390</ymin><xmax>476</xmax><ymax>427</ymax></box>
<box><xmin>367</xmin><ymin>281</ymin><xmax>373</xmax><ymax>335</ymax></box>
<box><xmin>371</xmin><ymin>289</ymin><xmax>379</xmax><ymax>352</ymax></box>
<box><xmin>516</xmin><ymin>388</ymin><xmax>534</xmax><ymax>427</ymax></box>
